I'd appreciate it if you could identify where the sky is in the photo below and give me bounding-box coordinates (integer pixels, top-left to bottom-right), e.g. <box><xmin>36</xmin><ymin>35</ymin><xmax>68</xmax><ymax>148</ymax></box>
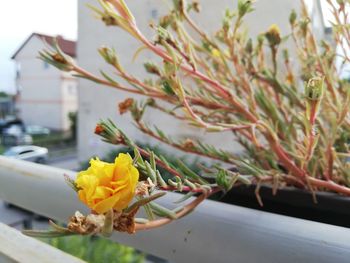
<box><xmin>0</xmin><ymin>0</ymin><xmax>77</xmax><ymax>94</ymax></box>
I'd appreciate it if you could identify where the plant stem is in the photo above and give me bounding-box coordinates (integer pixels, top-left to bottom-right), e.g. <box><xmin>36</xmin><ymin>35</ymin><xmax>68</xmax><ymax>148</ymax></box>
<box><xmin>134</xmin><ymin>191</ymin><xmax>211</xmax><ymax>231</ymax></box>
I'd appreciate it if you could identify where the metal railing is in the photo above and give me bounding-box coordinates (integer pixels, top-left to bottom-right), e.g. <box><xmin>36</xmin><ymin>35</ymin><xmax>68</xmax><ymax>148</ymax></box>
<box><xmin>0</xmin><ymin>156</ymin><xmax>350</xmax><ymax>263</ymax></box>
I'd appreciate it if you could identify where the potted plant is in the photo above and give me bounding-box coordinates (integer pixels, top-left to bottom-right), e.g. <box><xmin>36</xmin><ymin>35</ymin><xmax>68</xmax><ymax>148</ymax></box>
<box><xmin>25</xmin><ymin>0</ymin><xmax>350</xmax><ymax>238</ymax></box>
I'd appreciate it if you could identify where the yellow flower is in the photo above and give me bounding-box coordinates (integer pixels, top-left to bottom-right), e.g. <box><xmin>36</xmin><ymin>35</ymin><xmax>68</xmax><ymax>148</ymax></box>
<box><xmin>75</xmin><ymin>153</ymin><xmax>139</xmax><ymax>214</ymax></box>
<box><xmin>211</xmin><ymin>48</ymin><xmax>221</xmax><ymax>58</ymax></box>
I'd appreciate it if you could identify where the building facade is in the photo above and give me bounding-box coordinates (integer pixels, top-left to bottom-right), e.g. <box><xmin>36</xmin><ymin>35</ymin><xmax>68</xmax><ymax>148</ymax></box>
<box><xmin>77</xmin><ymin>0</ymin><xmax>325</xmax><ymax>161</ymax></box>
<box><xmin>12</xmin><ymin>33</ymin><xmax>78</xmax><ymax>131</ymax></box>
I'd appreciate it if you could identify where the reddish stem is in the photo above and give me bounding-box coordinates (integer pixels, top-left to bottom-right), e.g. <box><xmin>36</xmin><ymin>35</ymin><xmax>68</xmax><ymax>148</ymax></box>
<box><xmin>324</xmin><ymin>144</ymin><xmax>334</xmax><ymax>181</ymax></box>
<box><xmin>308</xmin><ymin>177</ymin><xmax>350</xmax><ymax>196</ymax></box>
<box><xmin>159</xmin><ymin>185</ymin><xmax>216</xmax><ymax>193</ymax></box>
<box><xmin>134</xmin><ymin>189</ymin><xmax>221</xmax><ymax>231</ymax></box>
<box><xmin>309</xmin><ymin>101</ymin><xmax>317</xmax><ymax>126</ymax></box>
<box><xmin>268</xmin><ymin>137</ymin><xmax>306</xmax><ymax>179</ymax></box>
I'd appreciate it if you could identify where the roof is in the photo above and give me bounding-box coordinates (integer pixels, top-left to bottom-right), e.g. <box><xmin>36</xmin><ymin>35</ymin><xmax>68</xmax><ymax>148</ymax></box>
<box><xmin>11</xmin><ymin>33</ymin><xmax>76</xmax><ymax>59</ymax></box>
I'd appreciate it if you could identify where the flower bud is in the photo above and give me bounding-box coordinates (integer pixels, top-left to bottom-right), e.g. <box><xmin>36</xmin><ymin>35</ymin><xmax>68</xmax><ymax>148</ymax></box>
<box><xmin>146</xmin><ymin>98</ymin><xmax>156</xmax><ymax>106</ymax></box>
<box><xmin>94</xmin><ymin>124</ymin><xmax>104</xmax><ymax>135</ymax></box>
<box><xmin>144</xmin><ymin>62</ymin><xmax>161</xmax><ymax>76</ymax></box>
<box><xmin>257</xmin><ymin>34</ymin><xmax>264</xmax><ymax>48</ymax></box>
<box><xmin>245</xmin><ymin>38</ymin><xmax>253</xmax><ymax>54</ymax></box>
<box><xmin>192</xmin><ymin>1</ymin><xmax>200</xmax><ymax>12</ymax></box>
<box><xmin>94</xmin><ymin>120</ymin><xmax>125</xmax><ymax>145</ymax></box>
<box><xmin>305</xmin><ymin>77</ymin><xmax>324</xmax><ymax>101</ymax></box>
<box><xmin>238</xmin><ymin>0</ymin><xmax>254</xmax><ymax>18</ymax></box>
<box><xmin>300</xmin><ymin>18</ymin><xmax>310</xmax><ymax>37</ymax></box>
<box><xmin>159</xmin><ymin>14</ymin><xmax>173</xmax><ymax>29</ymax></box>
<box><xmin>265</xmin><ymin>24</ymin><xmax>281</xmax><ymax>47</ymax></box>
<box><xmin>289</xmin><ymin>9</ymin><xmax>297</xmax><ymax>26</ymax></box>
<box><xmin>101</xmin><ymin>14</ymin><xmax>119</xmax><ymax>26</ymax></box>
<box><xmin>182</xmin><ymin>138</ymin><xmax>196</xmax><ymax>150</ymax></box>
<box><xmin>99</xmin><ymin>46</ymin><xmax>117</xmax><ymax>66</ymax></box>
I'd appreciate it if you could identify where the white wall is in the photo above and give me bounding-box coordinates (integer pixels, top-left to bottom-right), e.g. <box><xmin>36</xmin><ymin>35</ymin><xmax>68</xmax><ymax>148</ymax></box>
<box><xmin>61</xmin><ymin>77</ymin><xmax>78</xmax><ymax>130</ymax></box>
<box><xmin>77</xmin><ymin>0</ymin><xmax>323</xmax><ymax>161</ymax></box>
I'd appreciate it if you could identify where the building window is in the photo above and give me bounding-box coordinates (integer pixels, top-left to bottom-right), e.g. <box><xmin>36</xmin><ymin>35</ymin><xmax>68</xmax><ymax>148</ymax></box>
<box><xmin>151</xmin><ymin>9</ymin><xmax>158</xmax><ymax>19</ymax></box>
<box><xmin>16</xmin><ymin>63</ymin><xmax>21</xmax><ymax>79</ymax></box>
<box><xmin>17</xmin><ymin>84</ymin><xmax>22</xmax><ymax>93</ymax></box>
<box><xmin>67</xmin><ymin>85</ymin><xmax>76</xmax><ymax>95</ymax></box>
<box><xmin>43</xmin><ymin>61</ymin><xmax>50</xmax><ymax>69</ymax></box>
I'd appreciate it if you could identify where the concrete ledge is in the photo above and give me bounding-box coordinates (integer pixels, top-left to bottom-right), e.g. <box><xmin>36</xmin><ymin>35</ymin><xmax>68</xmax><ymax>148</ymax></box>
<box><xmin>0</xmin><ymin>223</ymin><xmax>85</xmax><ymax>263</ymax></box>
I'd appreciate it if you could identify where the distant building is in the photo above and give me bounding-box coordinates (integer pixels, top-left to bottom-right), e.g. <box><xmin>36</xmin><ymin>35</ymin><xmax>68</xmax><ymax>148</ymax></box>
<box><xmin>11</xmin><ymin>33</ymin><xmax>78</xmax><ymax>131</ymax></box>
<box><xmin>77</xmin><ymin>0</ymin><xmax>326</xmax><ymax>161</ymax></box>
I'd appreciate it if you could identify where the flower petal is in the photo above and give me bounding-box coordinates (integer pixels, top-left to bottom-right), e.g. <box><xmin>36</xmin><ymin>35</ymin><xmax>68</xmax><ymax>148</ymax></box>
<box><xmin>75</xmin><ymin>153</ymin><xmax>139</xmax><ymax>214</ymax></box>
<box><xmin>93</xmin><ymin>194</ymin><xmax>120</xmax><ymax>214</ymax></box>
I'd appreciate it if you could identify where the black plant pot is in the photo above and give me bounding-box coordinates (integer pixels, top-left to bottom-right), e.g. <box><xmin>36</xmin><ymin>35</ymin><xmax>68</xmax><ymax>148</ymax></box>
<box><xmin>217</xmin><ymin>185</ymin><xmax>350</xmax><ymax>228</ymax></box>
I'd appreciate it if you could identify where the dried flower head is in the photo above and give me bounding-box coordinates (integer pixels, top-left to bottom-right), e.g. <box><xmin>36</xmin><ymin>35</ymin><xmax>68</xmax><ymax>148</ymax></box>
<box><xmin>265</xmin><ymin>24</ymin><xmax>281</xmax><ymax>47</ymax></box>
<box><xmin>113</xmin><ymin>208</ymin><xmax>138</xmax><ymax>234</ymax></box>
<box><xmin>67</xmin><ymin>211</ymin><xmax>105</xmax><ymax>235</ymax></box>
<box><xmin>118</xmin><ymin>98</ymin><xmax>134</xmax><ymax>114</ymax></box>
<box><xmin>182</xmin><ymin>139</ymin><xmax>196</xmax><ymax>150</ymax></box>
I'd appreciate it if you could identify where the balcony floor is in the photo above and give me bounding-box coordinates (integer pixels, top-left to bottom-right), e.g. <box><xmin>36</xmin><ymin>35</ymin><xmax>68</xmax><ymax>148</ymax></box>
<box><xmin>0</xmin><ymin>200</ymin><xmax>48</xmax><ymax>230</ymax></box>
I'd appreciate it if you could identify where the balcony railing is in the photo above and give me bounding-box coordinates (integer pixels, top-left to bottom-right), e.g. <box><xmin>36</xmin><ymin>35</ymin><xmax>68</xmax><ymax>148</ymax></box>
<box><xmin>0</xmin><ymin>156</ymin><xmax>350</xmax><ymax>263</ymax></box>
<box><xmin>0</xmin><ymin>222</ymin><xmax>85</xmax><ymax>263</ymax></box>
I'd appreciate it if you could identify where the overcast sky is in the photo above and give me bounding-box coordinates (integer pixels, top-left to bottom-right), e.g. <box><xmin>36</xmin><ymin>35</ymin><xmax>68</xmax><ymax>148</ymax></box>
<box><xmin>0</xmin><ymin>0</ymin><xmax>77</xmax><ymax>94</ymax></box>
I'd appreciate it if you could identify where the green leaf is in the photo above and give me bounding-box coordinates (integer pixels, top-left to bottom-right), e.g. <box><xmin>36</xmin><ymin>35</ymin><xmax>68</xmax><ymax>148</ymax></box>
<box><xmin>174</xmin><ymin>192</ymin><xmax>195</xmax><ymax>204</ymax></box>
<box><xmin>150</xmin><ymin>202</ymin><xmax>177</xmax><ymax>219</ymax></box>
<box><xmin>133</xmin><ymin>147</ymin><xmax>145</xmax><ymax>166</ymax></box>
<box><xmin>176</xmin><ymin>160</ymin><xmax>209</xmax><ymax>184</ymax></box>
<box><xmin>161</xmin><ymin>79</ymin><xmax>175</xmax><ymax>95</ymax></box>
<box><xmin>48</xmin><ymin>220</ymin><xmax>70</xmax><ymax>233</ymax></box>
<box><xmin>150</xmin><ymin>151</ymin><xmax>157</xmax><ymax>170</ymax></box>
<box><xmin>23</xmin><ymin>230</ymin><xmax>76</xmax><ymax>238</ymax></box>
<box><xmin>126</xmin><ymin>192</ymin><xmax>166</xmax><ymax>213</ymax></box>
<box><xmin>156</xmin><ymin>170</ymin><xmax>168</xmax><ymax>187</ymax></box>
<box><xmin>100</xmin><ymin>70</ymin><xmax>120</xmax><ymax>85</ymax></box>
<box><xmin>143</xmin><ymin>203</ymin><xmax>155</xmax><ymax>221</ymax></box>
<box><xmin>144</xmin><ymin>161</ymin><xmax>157</xmax><ymax>184</ymax></box>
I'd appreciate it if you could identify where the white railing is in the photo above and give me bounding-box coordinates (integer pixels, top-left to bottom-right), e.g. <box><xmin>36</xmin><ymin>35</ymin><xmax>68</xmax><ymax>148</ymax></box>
<box><xmin>0</xmin><ymin>156</ymin><xmax>350</xmax><ymax>263</ymax></box>
<box><xmin>0</xmin><ymin>222</ymin><xmax>85</xmax><ymax>263</ymax></box>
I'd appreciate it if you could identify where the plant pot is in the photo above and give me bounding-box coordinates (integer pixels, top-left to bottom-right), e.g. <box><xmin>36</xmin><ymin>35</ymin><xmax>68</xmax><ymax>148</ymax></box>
<box><xmin>218</xmin><ymin>185</ymin><xmax>350</xmax><ymax>228</ymax></box>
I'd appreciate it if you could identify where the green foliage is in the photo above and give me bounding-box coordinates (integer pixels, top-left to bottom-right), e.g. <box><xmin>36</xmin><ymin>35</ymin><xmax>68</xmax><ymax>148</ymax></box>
<box><xmin>40</xmin><ymin>0</ymin><xmax>350</xmax><ymax>197</ymax></box>
<box><xmin>33</xmin><ymin>131</ymin><xmax>75</xmax><ymax>148</ymax></box>
<box><xmin>81</xmin><ymin>142</ymin><xmax>202</xmax><ymax>181</ymax></box>
<box><xmin>0</xmin><ymin>145</ymin><xmax>5</xmax><ymax>154</ymax></box>
<box><xmin>45</xmin><ymin>235</ymin><xmax>144</xmax><ymax>263</ymax></box>
<box><xmin>0</xmin><ymin>91</ymin><xmax>10</xmax><ymax>98</ymax></box>
<box><xmin>68</xmin><ymin>111</ymin><xmax>78</xmax><ymax>140</ymax></box>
